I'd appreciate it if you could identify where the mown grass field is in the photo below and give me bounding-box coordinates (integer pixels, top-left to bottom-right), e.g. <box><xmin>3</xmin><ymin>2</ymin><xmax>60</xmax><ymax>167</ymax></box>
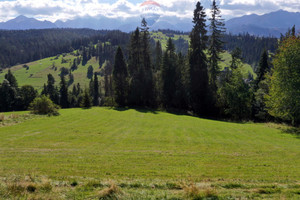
<box><xmin>0</xmin><ymin>108</ymin><xmax>299</xmax><ymax>199</ymax></box>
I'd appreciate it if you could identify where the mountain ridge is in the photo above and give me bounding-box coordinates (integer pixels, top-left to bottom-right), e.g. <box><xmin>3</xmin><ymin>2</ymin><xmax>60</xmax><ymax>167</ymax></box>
<box><xmin>0</xmin><ymin>10</ymin><xmax>299</xmax><ymax>37</ymax></box>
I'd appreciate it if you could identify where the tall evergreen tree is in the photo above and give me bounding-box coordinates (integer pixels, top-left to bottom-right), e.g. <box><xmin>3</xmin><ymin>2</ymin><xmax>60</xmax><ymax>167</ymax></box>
<box><xmin>81</xmin><ymin>88</ymin><xmax>92</xmax><ymax>109</ymax></box>
<box><xmin>112</xmin><ymin>46</ymin><xmax>129</xmax><ymax>107</ymax></box>
<box><xmin>128</xmin><ymin>28</ymin><xmax>143</xmax><ymax>106</ymax></box>
<box><xmin>93</xmin><ymin>73</ymin><xmax>100</xmax><ymax>106</ymax></box>
<box><xmin>161</xmin><ymin>38</ymin><xmax>177</xmax><ymax>108</ymax></box>
<box><xmin>0</xmin><ymin>79</ymin><xmax>17</xmax><ymax>112</ymax></box>
<box><xmin>154</xmin><ymin>40</ymin><xmax>163</xmax><ymax>71</ymax></box>
<box><xmin>82</xmin><ymin>47</ymin><xmax>88</xmax><ymax>66</ymax></box>
<box><xmin>254</xmin><ymin>50</ymin><xmax>269</xmax><ymax>90</ymax></box>
<box><xmin>140</xmin><ymin>19</ymin><xmax>155</xmax><ymax>107</ymax></box>
<box><xmin>59</xmin><ymin>75</ymin><xmax>69</xmax><ymax>108</ymax></box>
<box><xmin>5</xmin><ymin>70</ymin><xmax>18</xmax><ymax>88</ymax></box>
<box><xmin>42</xmin><ymin>74</ymin><xmax>59</xmax><ymax>105</ymax></box>
<box><xmin>189</xmin><ymin>1</ymin><xmax>210</xmax><ymax>116</ymax></box>
<box><xmin>208</xmin><ymin>0</ymin><xmax>225</xmax><ymax>93</ymax></box>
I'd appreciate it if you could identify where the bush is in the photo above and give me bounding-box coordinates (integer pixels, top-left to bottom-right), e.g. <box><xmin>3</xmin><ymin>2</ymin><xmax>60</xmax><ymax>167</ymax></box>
<box><xmin>29</xmin><ymin>95</ymin><xmax>60</xmax><ymax>116</ymax></box>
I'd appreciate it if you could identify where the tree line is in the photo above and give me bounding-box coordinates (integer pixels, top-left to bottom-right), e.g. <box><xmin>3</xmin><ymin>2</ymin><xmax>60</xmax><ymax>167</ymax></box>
<box><xmin>1</xmin><ymin>1</ymin><xmax>299</xmax><ymax>126</ymax></box>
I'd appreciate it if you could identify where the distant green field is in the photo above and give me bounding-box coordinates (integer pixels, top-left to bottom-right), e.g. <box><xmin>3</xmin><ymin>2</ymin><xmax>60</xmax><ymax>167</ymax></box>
<box><xmin>0</xmin><ymin>108</ymin><xmax>299</xmax><ymax>199</ymax></box>
<box><xmin>0</xmin><ymin>54</ymin><xmax>101</xmax><ymax>91</ymax></box>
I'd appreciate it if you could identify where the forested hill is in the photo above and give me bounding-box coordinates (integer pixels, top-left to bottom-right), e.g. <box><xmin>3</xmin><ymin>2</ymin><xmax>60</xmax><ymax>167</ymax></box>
<box><xmin>0</xmin><ymin>29</ymin><xmax>278</xmax><ymax>70</ymax></box>
<box><xmin>0</xmin><ymin>29</ymin><xmax>130</xmax><ymax>69</ymax></box>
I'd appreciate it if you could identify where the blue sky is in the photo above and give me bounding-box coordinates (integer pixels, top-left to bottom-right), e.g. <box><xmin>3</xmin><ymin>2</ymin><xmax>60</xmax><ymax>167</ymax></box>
<box><xmin>0</xmin><ymin>0</ymin><xmax>299</xmax><ymax>22</ymax></box>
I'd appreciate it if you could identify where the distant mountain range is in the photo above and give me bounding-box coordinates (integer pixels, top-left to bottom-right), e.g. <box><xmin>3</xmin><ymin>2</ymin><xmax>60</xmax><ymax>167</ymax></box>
<box><xmin>226</xmin><ymin>10</ymin><xmax>300</xmax><ymax>37</ymax></box>
<box><xmin>0</xmin><ymin>10</ymin><xmax>299</xmax><ymax>37</ymax></box>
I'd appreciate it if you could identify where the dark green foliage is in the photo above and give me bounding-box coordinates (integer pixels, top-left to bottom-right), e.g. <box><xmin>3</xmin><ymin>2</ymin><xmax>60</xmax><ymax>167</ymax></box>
<box><xmin>218</xmin><ymin>50</ymin><xmax>252</xmax><ymax>120</ymax></box>
<box><xmin>230</xmin><ymin>47</ymin><xmax>242</xmax><ymax>69</ymax></box>
<box><xmin>5</xmin><ymin>70</ymin><xmax>18</xmax><ymax>88</ymax></box>
<box><xmin>141</xmin><ymin>19</ymin><xmax>155</xmax><ymax>107</ymax></box>
<box><xmin>0</xmin><ymin>79</ymin><xmax>18</xmax><ymax>112</ymax></box>
<box><xmin>70</xmin><ymin>58</ymin><xmax>78</xmax><ymax>71</ymax></box>
<box><xmin>154</xmin><ymin>40</ymin><xmax>162</xmax><ymax>71</ymax></box>
<box><xmin>60</xmin><ymin>67</ymin><xmax>69</xmax><ymax>77</ymax></box>
<box><xmin>93</xmin><ymin>73</ymin><xmax>100</xmax><ymax>106</ymax></box>
<box><xmin>128</xmin><ymin>28</ymin><xmax>143</xmax><ymax>106</ymax></box>
<box><xmin>59</xmin><ymin>75</ymin><xmax>69</xmax><ymax>108</ymax></box>
<box><xmin>19</xmin><ymin>85</ymin><xmax>38</xmax><ymax>110</ymax></box>
<box><xmin>161</xmin><ymin>38</ymin><xmax>178</xmax><ymax>108</ymax></box>
<box><xmin>254</xmin><ymin>50</ymin><xmax>269</xmax><ymax>90</ymax></box>
<box><xmin>81</xmin><ymin>89</ymin><xmax>92</xmax><ymax>109</ymax></box>
<box><xmin>113</xmin><ymin>46</ymin><xmax>129</xmax><ymax>107</ymax></box>
<box><xmin>252</xmin><ymin>50</ymin><xmax>271</xmax><ymax>120</ymax></box>
<box><xmin>189</xmin><ymin>1</ymin><xmax>211</xmax><ymax>116</ymax></box>
<box><xmin>82</xmin><ymin>47</ymin><xmax>88</xmax><ymax>66</ymax></box>
<box><xmin>208</xmin><ymin>0</ymin><xmax>225</xmax><ymax>96</ymax></box>
<box><xmin>103</xmin><ymin>61</ymin><xmax>113</xmax><ymax>98</ymax></box>
<box><xmin>29</xmin><ymin>95</ymin><xmax>60</xmax><ymax>116</ymax></box>
<box><xmin>87</xmin><ymin>65</ymin><xmax>94</xmax><ymax>79</ymax></box>
<box><xmin>223</xmin><ymin>33</ymin><xmax>278</xmax><ymax>66</ymax></box>
<box><xmin>42</xmin><ymin>74</ymin><xmax>59</xmax><ymax>105</ymax></box>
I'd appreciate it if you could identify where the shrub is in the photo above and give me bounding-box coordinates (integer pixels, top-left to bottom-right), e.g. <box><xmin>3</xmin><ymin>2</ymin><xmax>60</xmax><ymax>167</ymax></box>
<box><xmin>29</xmin><ymin>95</ymin><xmax>60</xmax><ymax>116</ymax></box>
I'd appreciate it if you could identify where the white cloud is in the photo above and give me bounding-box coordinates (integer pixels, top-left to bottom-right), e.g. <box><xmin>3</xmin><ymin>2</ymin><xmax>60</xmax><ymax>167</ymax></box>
<box><xmin>0</xmin><ymin>0</ymin><xmax>299</xmax><ymax>22</ymax></box>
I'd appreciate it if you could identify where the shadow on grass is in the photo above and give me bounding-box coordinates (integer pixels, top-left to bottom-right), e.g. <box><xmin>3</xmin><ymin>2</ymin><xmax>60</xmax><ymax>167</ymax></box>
<box><xmin>112</xmin><ymin>107</ymin><xmax>159</xmax><ymax>114</ymax></box>
<box><xmin>111</xmin><ymin>106</ymin><xmax>253</xmax><ymax>124</ymax></box>
<box><xmin>281</xmin><ymin>127</ymin><xmax>300</xmax><ymax>139</ymax></box>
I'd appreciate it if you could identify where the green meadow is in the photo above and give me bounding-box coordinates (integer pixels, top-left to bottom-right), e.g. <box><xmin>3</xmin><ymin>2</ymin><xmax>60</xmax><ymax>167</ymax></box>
<box><xmin>0</xmin><ymin>108</ymin><xmax>299</xmax><ymax>199</ymax></box>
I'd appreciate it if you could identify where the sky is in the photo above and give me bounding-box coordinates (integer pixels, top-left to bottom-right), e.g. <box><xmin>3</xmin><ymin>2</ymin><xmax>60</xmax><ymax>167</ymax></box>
<box><xmin>0</xmin><ymin>0</ymin><xmax>299</xmax><ymax>22</ymax></box>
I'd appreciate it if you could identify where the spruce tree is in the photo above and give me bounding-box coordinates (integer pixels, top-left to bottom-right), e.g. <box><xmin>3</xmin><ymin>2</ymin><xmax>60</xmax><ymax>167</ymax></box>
<box><xmin>112</xmin><ymin>46</ymin><xmax>129</xmax><ymax>107</ymax></box>
<box><xmin>208</xmin><ymin>0</ymin><xmax>225</xmax><ymax>94</ymax></box>
<box><xmin>93</xmin><ymin>73</ymin><xmax>100</xmax><ymax>106</ymax></box>
<box><xmin>128</xmin><ymin>28</ymin><xmax>143</xmax><ymax>106</ymax></box>
<box><xmin>154</xmin><ymin>40</ymin><xmax>162</xmax><ymax>72</ymax></box>
<box><xmin>81</xmin><ymin>89</ymin><xmax>92</xmax><ymax>109</ymax></box>
<box><xmin>5</xmin><ymin>70</ymin><xmax>18</xmax><ymax>88</ymax></box>
<box><xmin>59</xmin><ymin>75</ymin><xmax>69</xmax><ymax>108</ymax></box>
<box><xmin>161</xmin><ymin>38</ymin><xmax>177</xmax><ymax>108</ymax></box>
<box><xmin>140</xmin><ymin>19</ymin><xmax>154</xmax><ymax>107</ymax></box>
<box><xmin>189</xmin><ymin>1</ymin><xmax>210</xmax><ymax>116</ymax></box>
<box><xmin>255</xmin><ymin>50</ymin><xmax>269</xmax><ymax>90</ymax></box>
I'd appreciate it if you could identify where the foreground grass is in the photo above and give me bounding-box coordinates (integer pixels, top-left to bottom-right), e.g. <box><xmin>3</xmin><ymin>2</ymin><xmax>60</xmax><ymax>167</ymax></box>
<box><xmin>0</xmin><ymin>108</ymin><xmax>299</xmax><ymax>199</ymax></box>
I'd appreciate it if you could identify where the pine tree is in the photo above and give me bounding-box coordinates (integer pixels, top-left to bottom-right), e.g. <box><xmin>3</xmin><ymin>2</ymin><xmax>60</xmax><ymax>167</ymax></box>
<box><xmin>154</xmin><ymin>40</ymin><xmax>162</xmax><ymax>72</ymax></box>
<box><xmin>5</xmin><ymin>70</ymin><xmax>18</xmax><ymax>88</ymax></box>
<box><xmin>254</xmin><ymin>50</ymin><xmax>269</xmax><ymax>90</ymax></box>
<box><xmin>59</xmin><ymin>75</ymin><xmax>69</xmax><ymax>108</ymax></box>
<box><xmin>161</xmin><ymin>38</ymin><xmax>177</xmax><ymax>108</ymax></box>
<box><xmin>82</xmin><ymin>47</ymin><xmax>88</xmax><ymax>66</ymax></box>
<box><xmin>208</xmin><ymin>0</ymin><xmax>225</xmax><ymax>94</ymax></box>
<box><xmin>81</xmin><ymin>89</ymin><xmax>92</xmax><ymax>109</ymax></box>
<box><xmin>189</xmin><ymin>1</ymin><xmax>210</xmax><ymax>116</ymax></box>
<box><xmin>93</xmin><ymin>73</ymin><xmax>100</xmax><ymax>106</ymax></box>
<box><xmin>128</xmin><ymin>28</ymin><xmax>143</xmax><ymax>106</ymax></box>
<box><xmin>42</xmin><ymin>74</ymin><xmax>59</xmax><ymax>105</ymax></box>
<box><xmin>113</xmin><ymin>46</ymin><xmax>129</xmax><ymax>107</ymax></box>
<box><xmin>140</xmin><ymin>19</ymin><xmax>155</xmax><ymax>107</ymax></box>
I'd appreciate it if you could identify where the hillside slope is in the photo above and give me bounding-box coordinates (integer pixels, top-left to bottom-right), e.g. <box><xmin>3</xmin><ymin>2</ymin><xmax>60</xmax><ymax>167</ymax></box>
<box><xmin>0</xmin><ymin>108</ymin><xmax>299</xmax><ymax>199</ymax></box>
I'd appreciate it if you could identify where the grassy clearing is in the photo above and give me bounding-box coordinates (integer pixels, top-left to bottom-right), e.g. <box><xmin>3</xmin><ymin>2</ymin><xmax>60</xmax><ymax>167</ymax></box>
<box><xmin>0</xmin><ymin>107</ymin><xmax>299</xmax><ymax>199</ymax></box>
<box><xmin>0</xmin><ymin>54</ymin><xmax>101</xmax><ymax>91</ymax></box>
